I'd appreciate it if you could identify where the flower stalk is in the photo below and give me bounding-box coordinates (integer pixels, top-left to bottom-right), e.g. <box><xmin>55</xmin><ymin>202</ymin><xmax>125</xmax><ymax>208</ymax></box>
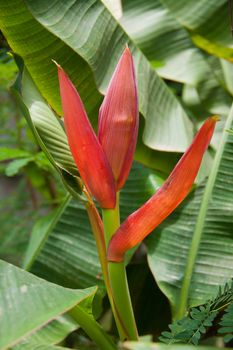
<box><xmin>85</xmin><ymin>198</ymin><xmax>128</xmax><ymax>340</ymax></box>
<box><xmin>102</xmin><ymin>193</ymin><xmax>138</xmax><ymax>340</ymax></box>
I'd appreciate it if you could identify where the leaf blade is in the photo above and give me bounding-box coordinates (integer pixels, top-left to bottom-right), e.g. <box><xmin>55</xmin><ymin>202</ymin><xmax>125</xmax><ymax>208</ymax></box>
<box><xmin>0</xmin><ymin>259</ymin><xmax>96</xmax><ymax>349</ymax></box>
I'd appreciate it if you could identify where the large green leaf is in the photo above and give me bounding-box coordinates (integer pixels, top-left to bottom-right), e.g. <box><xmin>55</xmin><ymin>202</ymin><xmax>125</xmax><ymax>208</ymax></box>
<box><xmin>102</xmin><ymin>0</ymin><xmax>122</xmax><ymax>19</ymax></box>
<box><xmin>194</xmin><ymin>57</ymin><xmax>232</xmax><ymax>117</ymax></box>
<box><xmin>26</xmin><ymin>203</ymin><xmax>99</xmax><ymax>294</ymax></box>
<box><xmin>121</xmin><ymin>0</ymin><xmax>210</xmax><ymax>85</ymax></box>
<box><xmin>31</xmin><ymin>198</ymin><xmax>104</xmax><ymax>291</ymax></box>
<box><xmin>134</xmin><ymin>118</ymin><xmax>180</xmax><ymax>174</ymax></box>
<box><xmin>0</xmin><ymin>0</ymin><xmax>194</xmax><ymax>152</ymax></box>
<box><xmin>13</xmin><ymin>315</ymin><xmax>78</xmax><ymax>349</ymax></box>
<box><xmin>121</xmin><ymin>0</ymin><xmax>232</xmax><ymax>117</ymax></box>
<box><xmin>159</xmin><ymin>0</ymin><xmax>233</xmax><ymax>62</ymax></box>
<box><xmin>0</xmin><ymin>259</ymin><xmax>96</xmax><ymax>349</ymax></box>
<box><xmin>147</xmin><ymin>105</ymin><xmax>233</xmax><ymax>319</ymax></box>
<box><xmin>160</xmin><ymin>0</ymin><xmax>230</xmax><ymax>45</ymax></box>
<box><xmin>23</xmin><ymin>197</ymin><xmax>70</xmax><ymax>270</ymax></box>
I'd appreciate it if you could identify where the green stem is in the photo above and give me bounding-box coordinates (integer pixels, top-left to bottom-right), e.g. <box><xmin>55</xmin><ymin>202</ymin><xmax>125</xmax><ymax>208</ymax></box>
<box><xmin>177</xmin><ymin>108</ymin><xmax>233</xmax><ymax>320</ymax></box>
<box><xmin>102</xmin><ymin>193</ymin><xmax>120</xmax><ymax>245</ymax></box>
<box><xmin>85</xmin><ymin>200</ymin><xmax>127</xmax><ymax>340</ymax></box>
<box><xmin>85</xmin><ymin>201</ymin><xmax>109</xmax><ymax>287</ymax></box>
<box><xmin>108</xmin><ymin>261</ymin><xmax>138</xmax><ymax>340</ymax></box>
<box><xmin>102</xmin><ymin>192</ymin><xmax>138</xmax><ymax>341</ymax></box>
<box><xmin>69</xmin><ymin>305</ymin><xmax>117</xmax><ymax>350</ymax></box>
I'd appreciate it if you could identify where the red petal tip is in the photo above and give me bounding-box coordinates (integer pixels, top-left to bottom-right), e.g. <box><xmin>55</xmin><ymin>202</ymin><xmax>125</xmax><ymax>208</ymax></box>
<box><xmin>98</xmin><ymin>47</ymin><xmax>138</xmax><ymax>190</ymax></box>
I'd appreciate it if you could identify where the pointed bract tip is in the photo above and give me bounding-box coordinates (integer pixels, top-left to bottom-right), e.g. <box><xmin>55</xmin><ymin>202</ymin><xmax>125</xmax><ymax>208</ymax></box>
<box><xmin>51</xmin><ymin>59</ymin><xmax>61</xmax><ymax>69</ymax></box>
<box><xmin>98</xmin><ymin>43</ymin><xmax>138</xmax><ymax>191</ymax></box>
<box><xmin>123</xmin><ymin>45</ymin><xmax>132</xmax><ymax>58</ymax></box>
<box><xmin>211</xmin><ymin>115</ymin><xmax>220</xmax><ymax>122</ymax></box>
<box><xmin>125</xmin><ymin>43</ymin><xmax>130</xmax><ymax>51</ymax></box>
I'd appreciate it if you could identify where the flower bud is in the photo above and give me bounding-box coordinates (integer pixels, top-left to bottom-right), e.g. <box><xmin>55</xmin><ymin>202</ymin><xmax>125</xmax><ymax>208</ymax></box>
<box><xmin>108</xmin><ymin>117</ymin><xmax>218</xmax><ymax>261</ymax></box>
<box><xmin>98</xmin><ymin>47</ymin><xmax>139</xmax><ymax>190</ymax></box>
<box><xmin>57</xmin><ymin>65</ymin><xmax>116</xmax><ymax>209</ymax></box>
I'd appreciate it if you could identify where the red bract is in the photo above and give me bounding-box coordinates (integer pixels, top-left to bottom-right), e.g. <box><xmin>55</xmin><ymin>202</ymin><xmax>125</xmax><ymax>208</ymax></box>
<box><xmin>57</xmin><ymin>65</ymin><xmax>116</xmax><ymax>209</ymax></box>
<box><xmin>56</xmin><ymin>47</ymin><xmax>138</xmax><ymax>208</ymax></box>
<box><xmin>98</xmin><ymin>47</ymin><xmax>138</xmax><ymax>190</ymax></box>
<box><xmin>107</xmin><ymin>117</ymin><xmax>218</xmax><ymax>262</ymax></box>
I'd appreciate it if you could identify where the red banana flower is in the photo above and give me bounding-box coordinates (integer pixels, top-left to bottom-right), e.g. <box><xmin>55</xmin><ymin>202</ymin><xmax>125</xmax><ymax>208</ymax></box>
<box><xmin>107</xmin><ymin>116</ymin><xmax>218</xmax><ymax>262</ymax></box>
<box><xmin>56</xmin><ymin>47</ymin><xmax>138</xmax><ymax>208</ymax></box>
<box><xmin>98</xmin><ymin>47</ymin><xmax>139</xmax><ymax>190</ymax></box>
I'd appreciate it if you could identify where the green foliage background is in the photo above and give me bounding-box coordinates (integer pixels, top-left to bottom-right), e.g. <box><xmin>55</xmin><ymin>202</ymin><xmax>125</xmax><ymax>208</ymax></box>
<box><xmin>0</xmin><ymin>0</ymin><xmax>233</xmax><ymax>349</ymax></box>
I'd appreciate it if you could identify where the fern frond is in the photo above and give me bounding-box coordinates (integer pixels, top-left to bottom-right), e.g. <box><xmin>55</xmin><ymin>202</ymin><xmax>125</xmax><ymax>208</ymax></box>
<box><xmin>210</xmin><ymin>279</ymin><xmax>233</xmax><ymax>312</ymax></box>
<box><xmin>159</xmin><ymin>304</ymin><xmax>217</xmax><ymax>345</ymax></box>
<box><xmin>160</xmin><ymin>279</ymin><xmax>233</xmax><ymax>345</ymax></box>
<box><xmin>218</xmin><ymin>302</ymin><xmax>233</xmax><ymax>343</ymax></box>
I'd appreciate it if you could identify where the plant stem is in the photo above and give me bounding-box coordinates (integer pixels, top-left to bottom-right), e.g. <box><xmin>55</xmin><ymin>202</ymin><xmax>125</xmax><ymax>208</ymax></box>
<box><xmin>108</xmin><ymin>261</ymin><xmax>138</xmax><ymax>340</ymax></box>
<box><xmin>85</xmin><ymin>200</ymin><xmax>127</xmax><ymax>340</ymax></box>
<box><xmin>102</xmin><ymin>194</ymin><xmax>120</xmax><ymax>246</ymax></box>
<box><xmin>102</xmin><ymin>193</ymin><xmax>138</xmax><ymax>341</ymax></box>
<box><xmin>86</xmin><ymin>202</ymin><xmax>108</xmax><ymax>286</ymax></box>
<box><xmin>69</xmin><ymin>305</ymin><xmax>117</xmax><ymax>350</ymax></box>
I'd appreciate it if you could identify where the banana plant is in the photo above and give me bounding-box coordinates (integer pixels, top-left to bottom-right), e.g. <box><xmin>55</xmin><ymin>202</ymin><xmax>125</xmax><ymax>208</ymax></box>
<box><xmin>0</xmin><ymin>1</ymin><xmax>233</xmax><ymax>349</ymax></box>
